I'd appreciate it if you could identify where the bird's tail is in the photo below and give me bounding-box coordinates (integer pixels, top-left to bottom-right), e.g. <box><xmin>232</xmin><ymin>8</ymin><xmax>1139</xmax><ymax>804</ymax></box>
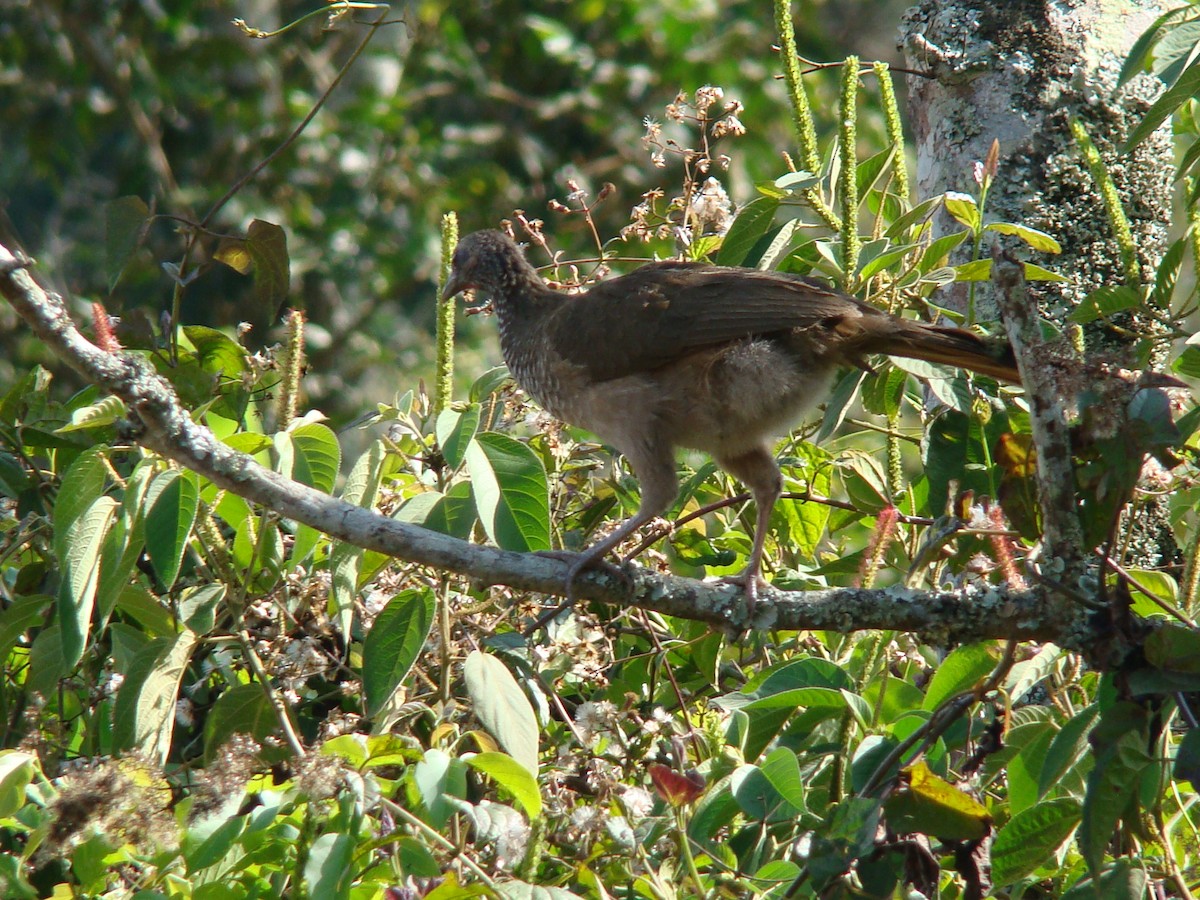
<box><xmin>873</xmin><ymin>320</ymin><xmax>1021</xmax><ymax>384</ymax></box>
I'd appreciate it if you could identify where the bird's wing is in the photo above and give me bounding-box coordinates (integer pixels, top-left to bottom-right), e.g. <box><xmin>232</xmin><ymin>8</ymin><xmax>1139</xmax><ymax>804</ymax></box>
<box><xmin>543</xmin><ymin>262</ymin><xmax>871</xmax><ymax>382</ymax></box>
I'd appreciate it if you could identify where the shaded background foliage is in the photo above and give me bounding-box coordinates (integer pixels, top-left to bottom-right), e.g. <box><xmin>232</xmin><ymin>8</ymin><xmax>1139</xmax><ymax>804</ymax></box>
<box><xmin>0</xmin><ymin>0</ymin><xmax>908</xmax><ymax>422</ymax></box>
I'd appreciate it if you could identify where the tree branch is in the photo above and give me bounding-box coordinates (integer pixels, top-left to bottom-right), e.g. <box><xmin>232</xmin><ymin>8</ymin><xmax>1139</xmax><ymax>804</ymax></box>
<box><xmin>0</xmin><ymin>242</ymin><xmax>1096</xmax><ymax>649</ymax></box>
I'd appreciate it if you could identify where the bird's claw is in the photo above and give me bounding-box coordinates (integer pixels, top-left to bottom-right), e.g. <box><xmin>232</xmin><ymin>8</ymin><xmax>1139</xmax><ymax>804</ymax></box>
<box><xmin>718</xmin><ymin>571</ymin><xmax>768</xmax><ymax>616</ymax></box>
<box><xmin>528</xmin><ymin>550</ymin><xmax>630</xmax><ymax>633</ymax></box>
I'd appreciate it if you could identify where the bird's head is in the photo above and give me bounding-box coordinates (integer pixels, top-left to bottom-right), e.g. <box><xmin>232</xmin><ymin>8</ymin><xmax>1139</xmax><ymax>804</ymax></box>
<box><xmin>441</xmin><ymin>230</ymin><xmax>531</xmax><ymax>303</ymax></box>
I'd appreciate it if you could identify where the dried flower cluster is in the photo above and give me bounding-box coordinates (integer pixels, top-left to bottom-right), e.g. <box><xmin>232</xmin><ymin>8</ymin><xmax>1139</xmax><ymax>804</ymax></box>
<box><xmin>624</xmin><ymin>85</ymin><xmax>745</xmax><ymax>250</ymax></box>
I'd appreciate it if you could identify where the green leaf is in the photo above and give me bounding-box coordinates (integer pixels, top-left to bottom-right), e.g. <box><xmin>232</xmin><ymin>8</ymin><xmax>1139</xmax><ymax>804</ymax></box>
<box><xmin>1144</xmin><ymin>620</ymin><xmax>1200</xmax><ymax>673</ymax></box>
<box><xmin>953</xmin><ymin>259</ymin><xmax>1069</xmax><ymax>282</ymax></box>
<box><xmin>922</xmin><ymin>644</ymin><xmax>997</xmax><ymax>710</ymax></box>
<box><xmin>279</xmin><ymin>421</ymin><xmax>340</xmax><ymax>567</ymax></box>
<box><xmin>717</xmin><ymin>196</ymin><xmax>780</xmax><ymax>266</ymax></box>
<box><xmin>1060</xmin><ymin>860</ymin><xmax>1149</xmax><ymax>900</ymax></box>
<box><xmin>203</xmin><ymin>682</ymin><xmax>277</xmax><ymax>763</ymax></box>
<box><xmin>1079</xmin><ymin>713</ymin><xmax>1152</xmax><ymax>872</ymax></box>
<box><xmin>363</xmin><ymin>588</ymin><xmax>436</xmax><ymax>717</ymax></box>
<box><xmin>245</xmin><ymin>219</ymin><xmax>290</xmax><ymax>320</ymax></box>
<box><xmin>279</xmin><ymin>421</ymin><xmax>340</xmax><ymax>493</ymax></box>
<box><xmin>466</xmin><ymin>752</ymin><xmax>542</xmax><ymax>819</ymax></box>
<box><xmin>984</xmin><ymin>222</ymin><xmax>1062</xmax><ymax>253</ymax></box>
<box><xmin>436</xmin><ymin>404</ymin><xmax>481</xmax><ymax>469</ymax></box>
<box><xmin>1068</xmin><ymin>285</ymin><xmax>1143</xmax><ymax>324</ymax></box>
<box><xmin>58</xmin><ymin>495</ymin><xmax>119</xmax><ymax>669</ymax></box>
<box><xmin>463</xmin><ymin>650</ymin><xmax>539</xmax><ymax>776</ymax></box>
<box><xmin>1173</xmin><ymin>346</ymin><xmax>1200</xmax><ymax>379</ymax></box>
<box><xmin>884</xmin><ymin>761</ymin><xmax>990</xmax><ymax>840</ymax></box>
<box><xmin>179</xmin><ymin>584</ymin><xmax>225</xmax><ymax>635</ymax></box>
<box><xmin>943</xmin><ymin>192</ymin><xmax>980</xmax><ymax>232</ymax></box>
<box><xmin>816</xmin><ymin>369</ymin><xmax>866</xmax><ymax>442</ymax></box>
<box><xmin>1039</xmin><ymin>704</ymin><xmax>1100</xmax><ymax>798</ymax></box>
<box><xmin>302</xmin><ymin>832</ymin><xmax>354</xmax><ymax>900</ymax></box>
<box><xmin>54</xmin><ymin>446</ymin><xmax>110</xmax><ymax>564</ymax></box>
<box><xmin>330</xmin><ymin>440</ymin><xmax>386</xmax><ymax>636</ymax></box>
<box><xmin>0</xmin><ymin>751</ymin><xmax>37</xmax><ymax>819</ymax></box>
<box><xmin>464</xmin><ymin>432</ymin><xmax>550</xmax><ymax>552</ymax></box>
<box><xmin>144</xmin><ymin>469</ymin><xmax>200</xmax><ymax>590</ymax></box>
<box><xmin>105</xmin><ymin>195</ymin><xmax>151</xmax><ymax>292</ymax></box>
<box><xmin>1124</xmin><ymin>60</ymin><xmax>1200</xmax><ymax>152</ymax></box>
<box><xmin>55</xmin><ymin>396</ymin><xmax>127</xmax><ymax>433</ymax></box>
<box><xmin>917</xmin><ymin>230</ymin><xmax>970</xmax><ymax>274</ymax></box>
<box><xmin>990</xmin><ymin>798</ymin><xmax>1081</xmax><ymax>886</ymax></box>
<box><xmin>112</xmin><ymin>629</ymin><xmax>198</xmax><ymax>762</ymax></box>
<box><xmin>1174</xmin><ymin>726</ymin><xmax>1200</xmax><ymax>785</ymax></box>
<box><xmin>395</xmin><ymin>482</ymin><xmax>478</xmax><ymax>541</ymax></box>
<box><xmin>413</xmin><ymin>748</ymin><xmax>468</xmax><ymax>828</ymax></box>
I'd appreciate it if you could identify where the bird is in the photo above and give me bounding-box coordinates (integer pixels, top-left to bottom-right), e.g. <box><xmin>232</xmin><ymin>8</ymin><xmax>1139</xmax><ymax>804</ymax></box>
<box><xmin>442</xmin><ymin>229</ymin><xmax>1020</xmax><ymax>612</ymax></box>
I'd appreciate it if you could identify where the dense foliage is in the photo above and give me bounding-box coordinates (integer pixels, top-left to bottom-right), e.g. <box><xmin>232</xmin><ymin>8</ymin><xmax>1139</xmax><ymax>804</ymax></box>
<box><xmin>3</xmin><ymin>2</ymin><xmax>1200</xmax><ymax>899</ymax></box>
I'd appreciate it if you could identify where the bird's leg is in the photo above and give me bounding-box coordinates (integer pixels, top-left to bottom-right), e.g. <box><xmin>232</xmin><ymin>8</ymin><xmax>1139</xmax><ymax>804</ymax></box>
<box><xmin>715</xmin><ymin>445</ymin><xmax>783</xmax><ymax>613</ymax></box>
<box><xmin>536</xmin><ymin>439</ymin><xmax>679</xmax><ymax>614</ymax></box>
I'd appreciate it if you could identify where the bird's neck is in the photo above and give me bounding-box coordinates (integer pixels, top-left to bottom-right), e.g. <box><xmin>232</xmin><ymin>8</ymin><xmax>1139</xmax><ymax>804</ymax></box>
<box><xmin>491</xmin><ymin>269</ymin><xmax>558</xmax><ymax>355</ymax></box>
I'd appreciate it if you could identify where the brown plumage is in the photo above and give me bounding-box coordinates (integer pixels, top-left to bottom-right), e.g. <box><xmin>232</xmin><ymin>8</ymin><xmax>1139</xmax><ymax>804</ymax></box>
<box><xmin>443</xmin><ymin>229</ymin><xmax>1019</xmax><ymax>610</ymax></box>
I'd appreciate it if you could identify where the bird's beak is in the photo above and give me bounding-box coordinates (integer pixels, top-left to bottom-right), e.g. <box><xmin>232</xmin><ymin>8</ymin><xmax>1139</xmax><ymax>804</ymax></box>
<box><xmin>441</xmin><ymin>271</ymin><xmax>467</xmax><ymax>301</ymax></box>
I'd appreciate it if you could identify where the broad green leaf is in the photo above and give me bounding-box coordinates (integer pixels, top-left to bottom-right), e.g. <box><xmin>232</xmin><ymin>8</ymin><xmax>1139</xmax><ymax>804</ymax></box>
<box><xmin>203</xmin><ymin>683</ymin><xmax>277</xmax><ymax>764</ymax></box>
<box><xmin>144</xmin><ymin>469</ymin><xmax>200</xmax><ymax>590</ymax></box>
<box><xmin>279</xmin><ymin>421</ymin><xmax>340</xmax><ymax>566</ymax></box>
<box><xmin>466</xmin><ymin>752</ymin><xmax>542</xmax><ymax>819</ymax></box>
<box><xmin>59</xmin><ymin>495</ymin><xmax>119</xmax><ymax>668</ymax></box>
<box><xmin>395</xmin><ymin>483</ymin><xmax>478</xmax><ymax>541</ymax></box>
<box><xmin>1060</xmin><ymin>860</ymin><xmax>1149</xmax><ymax>900</ymax></box>
<box><xmin>884</xmin><ymin>761</ymin><xmax>990</xmax><ymax>840</ymax></box>
<box><xmin>990</xmin><ymin>798</ymin><xmax>1081</xmax><ymax>886</ymax></box>
<box><xmin>278</xmin><ymin>421</ymin><xmax>340</xmax><ymax>493</ymax></box>
<box><xmin>943</xmin><ymin>192</ymin><xmax>980</xmax><ymax>231</ymax></box>
<box><xmin>55</xmin><ymin>396</ymin><xmax>127</xmax><ymax>433</ymax></box>
<box><xmin>857</xmin><ymin>241</ymin><xmax>917</xmax><ymax>280</ymax></box>
<box><xmin>105</xmin><ymin>195</ymin><xmax>150</xmax><ymax>292</ymax></box>
<box><xmin>816</xmin><ymin>369</ymin><xmax>866</xmax><ymax>442</ymax></box>
<box><xmin>396</xmin><ymin>837</ymin><xmax>441</xmax><ymax>878</ymax></box>
<box><xmin>179</xmin><ymin>584</ymin><xmax>225</xmax><ymax>635</ymax></box>
<box><xmin>984</xmin><ymin>222</ymin><xmax>1062</xmax><ymax>253</ymax></box>
<box><xmin>182</xmin><ymin>326</ymin><xmax>248</xmax><ymax>380</ymax></box>
<box><xmin>1039</xmin><ymin>704</ymin><xmax>1099</xmax><ymax>798</ymax></box>
<box><xmin>302</xmin><ymin>832</ymin><xmax>354</xmax><ymax>900</ymax></box>
<box><xmin>953</xmin><ymin>259</ymin><xmax>1069</xmax><ymax>282</ymax></box>
<box><xmin>96</xmin><ymin>458</ymin><xmax>154</xmax><ymax>620</ymax></box>
<box><xmin>1068</xmin><ymin>285</ymin><xmax>1143</xmax><ymax>324</ymax></box>
<box><xmin>717</xmin><ymin>196</ymin><xmax>780</xmax><ymax>266</ymax></box>
<box><xmin>0</xmin><ymin>751</ymin><xmax>37</xmax><ymax>818</ymax></box>
<box><xmin>1008</xmin><ymin>720</ymin><xmax>1056</xmax><ymax>814</ymax></box>
<box><xmin>922</xmin><ymin>644</ymin><xmax>998</xmax><ymax>710</ymax></box>
<box><xmin>726</xmin><ymin>746</ymin><xmax>807</xmax><ymax>824</ymax></box>
<box><xmin>1124</xmin><ymin>60</ymin><xmax>1200</xmax><ymax>152</ymax></box>
<box><xmin>54</xmin><ymin>446</ymin><xmax>109</xmax><ymax>564</ymax></box>
<box><xmin>465</xmin><ymin>432</ymin><xmax>550</xmax><ymax>552</ymax></box>
<box><xmin>1144</xmin><ymin>620</ymin><xmax>1200</xmax><ymax>672</ymax></box>
<box><xmin>112</xmin><ymin>629</ymin><xmax>198</xmax><ymax>763</ymax></box>
<box><xmin>918</xmin><ymin>230</ymin><xmax>970</xmax><ymax>274</ymax></box>
<box><xmin>363</xmin><ymin>588</ymin><xmax>436</xmax><ymax>717</ymax></box>
<box><xmin>1079</xmin><ymin>710</ymin><xmax>1153</xmax><ymax>873</ymax></box>
<box><xmin>756</xmin><ymin>219</ymin><xmax>800</xmax><ymax>271</ymax></box>
<box><xmin>0</xmin><ymin>595</ymin><xmax>50</xmax><ymax>662</ymax></box>
<box><xmin>184</xmin><ymin>813</ymin><xmax>249</xmax><ymax>873</ymax></box>
<box><xmin>330</xmin><ymin>441</ymin><xmax>386</xmax><ymax>636</ymax></box>
<box><xmin>245</xmin><ymin>219</ymin><xmax>290</xmax><ymax>320</ymax></box>
<box><xmin>463</xmin><ymin>650</ymin><xmax>539</xmax><ymax>776</ymax></box>
<box><xmin>436</xmin><ymin>404</ymin><xmax>482</xmax><ymax>469</ymax></box>
<box><xmin>413</xmin><ymin>748</ymin><xmax>469</xmax><ymax>828</ymax></box>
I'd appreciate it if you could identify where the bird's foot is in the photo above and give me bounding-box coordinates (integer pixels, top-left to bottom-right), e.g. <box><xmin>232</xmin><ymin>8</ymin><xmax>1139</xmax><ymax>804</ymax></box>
<box><xmin>717</xmin><ymin>571</ymin><xmax>768</xmax><ymax>616</ymax></box>
<box><xmin>528</xmin><ymin>550</ymin><xmax>629</xmax><ymax>632</ymax></box>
